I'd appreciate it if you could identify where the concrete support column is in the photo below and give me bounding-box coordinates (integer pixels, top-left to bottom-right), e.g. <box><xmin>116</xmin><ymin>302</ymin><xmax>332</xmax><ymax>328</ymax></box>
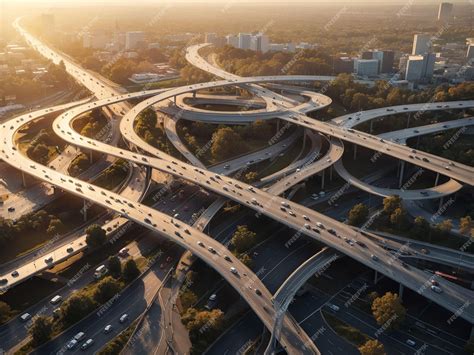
<box><xmin>303</xmin><ymin>132</ymin><xmax>307</xmax><ymax>147</ymax></box>
<box><xmin>21</xmin><ymin>171</ymin><xmax>27</xmax><ymax>188</ymax></box>
<box><xmin>89</xmin><ymin>149</ymin><xmax>93</xmax><ymax>163</ymax></box>
<box><xmin>374</xmin><ymin>270</ymin><xmax>379</xmax><ymax>284</ymax></box>
<box><xmin>83</xmin><ymin>199</ymin><xmax>87</xmax><ymax>222</ymax></box>
<box><xmin>398</xmin><ymin>161</ymin><xmax>405</xmax><ymax>188</ymax></box>
<box><xmin>369</xmin><ymin>120</ymin><xmax>374</xmax><ymax>134</ymax></box>
<box><xmin>321</xmin><ymin>169</ymin><xmax>325</xmax><ymax>190</ymax></box>
<box><xmin>434</xmin><ymin>172</ymin><xmax>440</xmax><ymax>186</ymax></box>
<box><xmin>416</xmin><ymin>136</ymin><xmax>420</xmax><ymax>149</ymax></box>
<box><xmin>398</xmin><ymin>283</ymin><xmax>404</xmax><ymax>299</ymax></box>
<box><xmin>439</xmin><ymin>197</ymin><xmax>444</xmax><ymax>210</ymax></box>
<box><xmin>192</xmin><ymin>91</ymin><xmax>196</xmax><ymax>98</ymax></box>
<box><xmin>329</xmin><ymin>166</ymin><xmax>333</xmax><ymax>181</ymax></box>
<box><xmin>406</xmin><ymin>113</ymin><xmax>411</xmax><ymax>128</ymax></box>
<box><xmin>353</xmin><ymin>144</ymin><xmax>358</xmax><ymax>160</ymax></box>
<box><xmin>173</xmin><ymin>95</ymin><xmax>176</xmax><ymax>104</ymax></box>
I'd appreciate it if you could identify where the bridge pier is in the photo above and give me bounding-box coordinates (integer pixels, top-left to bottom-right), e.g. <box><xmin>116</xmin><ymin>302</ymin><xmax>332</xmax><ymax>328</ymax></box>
<box><xmin>321</xmin><ymin>169</ymin><xmax>325</xmax><ymax>190</ymax></box>
<box><xmin>329</xmin><ymin>166</ymin><xmax>333</xmax><ymax>181</ymax></box>
<box><xmin>303</xmin><ymin>132</ymin><xmax>307</xmax><ymax>147</ymax></box>
<box><xmin>192</xmin><ymin>91</ymin><xmax>196</xmax><ymax>98</ymax></box>
<box><xmin>21</xmin><ymin>170</ymin><xmax>27</xmax><ymax>188</ymax></box>
<box><xmin>406</xmin><ymin>113</ymin><xmax>411</xmax><ymax>128</ymax></box>
<box><xmin>373</xmin><ymin>270</ymin><xmax>383</xmax><ymax>284</ymax></box>
<box><xmin>398</xmin><ymin>283</ymin><xmax>404</xmax><ymax>300</ymax></box>
<box><xmin>434</xmin><ymin>172</ymin><xmax>440</xmax><ymax>186</ymax></box>
<box><xmin>353</xmin><ymin>144</ymin><xmax>358</xmax><ymax>160</ymax></box>
<box><xmin>173</xmin><ymin>95</ymin><xmax>176</xmax><ymax>104</ymax></box>
<box><xmin>398</xmin><ymin>161</ymin><xmax>405</xmax><ymax>188</ymax></box>
<box><xmin>83</xmin><ymin>199</ymin><xmax>88</xmax><ymax>222</ymax></box>
<box><xmin>369</xmin><ymin>120</ymin><xmax>374</xmax><ymax>134</ymax></box>
<box><xmin>438</xmin><ymin>196</ymin><xmax>444</xmax><ymax>211</ymax></box>
<box><xmin>89</xmin><ymin>149</ymin><xmax>93</xmax><ymax>163</ymax></box>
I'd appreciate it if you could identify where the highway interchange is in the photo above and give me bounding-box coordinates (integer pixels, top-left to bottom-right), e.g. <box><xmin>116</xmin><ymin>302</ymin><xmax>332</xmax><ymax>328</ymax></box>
<box><xmin>0</xmin><ymin>18</ymin><xmax>473</xmax><ymax>354</ymax></box>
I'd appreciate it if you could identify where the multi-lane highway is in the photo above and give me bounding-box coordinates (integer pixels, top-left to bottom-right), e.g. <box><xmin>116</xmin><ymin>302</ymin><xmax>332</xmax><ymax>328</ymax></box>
<box><xmin>5</xmin><ymin>19</ymin><xmax>474</xmax><ymax>354</ymax></box>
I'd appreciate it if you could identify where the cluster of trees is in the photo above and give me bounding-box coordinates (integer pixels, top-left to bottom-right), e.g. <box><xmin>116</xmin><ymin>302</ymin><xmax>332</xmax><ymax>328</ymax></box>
<box><xmin>26</xmin><ymin>129</ymin><xmax>60</xmax><ymax>164</ymax></box>
<box><xmin>93</xmin><ymin>159</ymin><xmax>129</xmax><ymax>190</ymax></box>
<box><xmin>68</xmin><ymin>153</ymin><xmax>90</xmax><ymax>177</ymax></box>
<box><xmin>0</xmin><ymin>210</ymin><xmax>65</xmax><ymax>245</ymax></box>
<box><xmin>216</xmin><ymin>46</ymin><xmax>332</xmax><ymax>77</ymax></box>
<box><xmin>415</xmin><ymin>129</ymin><xmax>474</xmax><ymax>167</ymax></box>
<box><xmin>85</xmin><ymin>224</ymin><xmax>107</xmax><ymax>248</ymax></box>
<box><xmin>359</xmin><ymin>339</ymin><xmax>386</xmax><ymax>355</ymax></box>
<box><xmin>370</xmin><ymin>291</ymin><xmax>406</xmax><ymax>331</ymax></box>
<box><xmin>230</xmin><ymin>225</ymin><xmax>256</xmax><ymax>267</ymax></box>
<box><xmin>348</xmin><ymin>203</ymin><xmax>369</xmax><ymax>226</ymax></box>
<box><xmin>73</xmin><ymin>108</ymin><xmax>107</xmax><ymax>138</ymax></box>
<box><xmin>0</xmin><ymin>301</ymin><xmax>11</xmax><ymax>324</ymax></box>
<box><xmin>181</xmin><ymin>307</ymin><xmax>224</xmax><ymax>354</ymax></box>
<box><xmin>0</xmin><ymin>60</ymin><xmax>76</xmax><ymax>105</ymax></box>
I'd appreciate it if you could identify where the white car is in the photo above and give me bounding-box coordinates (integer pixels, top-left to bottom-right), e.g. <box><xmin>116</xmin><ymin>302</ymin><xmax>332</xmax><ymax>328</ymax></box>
<box><xmin>66</xmin><ymin>339</ymin><xmax>78</xmax><ymax>349</ymax></box>
<box><xmin>119</xmin><ymin>314</ymin><xmax>128</xmax><ymax>323</ymax></box>
<box><xmin>74</xmin><ymin>332</ymin><xmax>86</xmax><ymax>341</ymax></box>
<box><xmin>81</xmin><ymin>338</ymin><xmax>94</xmax><ymax>350</ymax></box>
<box><xmin>103</xmin><ymin>324</ymin><xmax>113</xmax><ymax>334</ymax></box>
<box><xmin>431</xmin><ymin>285</ymin><xmax>443</xmax><ymax>293</ymax></box>
<box><xmin>328</xmin><ymin>304</ymin><xmax>340</xmax><ymax>311</ymax></box>
<box><xmin>230</xmin><ymin>267</ymin><xmax>238</xmax><ymax>275</ymax></box>
<box><xmin>406</xmin><ymin>339</ymin><xmax>416</xmax><ymax>346</ymax></box>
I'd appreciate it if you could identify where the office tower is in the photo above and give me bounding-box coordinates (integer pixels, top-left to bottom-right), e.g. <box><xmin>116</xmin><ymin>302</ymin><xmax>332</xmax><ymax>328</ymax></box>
<box><xmin>254</xmin><ymin>34</ymin><xmax>269</xmax><ymax>53</ymax></box>
<box><xmin>125</xmin><ymin>31</ymin><xmax>145</xmax><ymax>50</ymax></box>
<box><xmin>205</xmin><ymin>33</ymin><xmax>217</xmax><ymax>44</ymax></box>
<box><xmin>238</xmin><ymin>33</ymin><xmax>252</xmax><ymax>50</ymax></box>
<box><xmin>438</xmin><ymin>2</ymin><xmax>453</xmax><ymax>22</ymax></box>
<box><xmin>381</xmin><ymin>50</ymin><xmax>395</xmax><ymax>73</ymax></box>
<box><xmin>405</xmin><ymin>53</ymin><xmax>435</xmax><ymax>82</ymax></box>
<box><xmin>226</xmin><ymin>35</ymin><xmax>239</xmax><ymax>48</ymax></box>
<box><xmin>355</xmin><ymin>59</ymin><xmax>379</xmax><ymax>76</ymax></box>
<box><xmin>412</xmin><ymin>34</ymin><xmax>431</xmax><ymax>55</ymax></box>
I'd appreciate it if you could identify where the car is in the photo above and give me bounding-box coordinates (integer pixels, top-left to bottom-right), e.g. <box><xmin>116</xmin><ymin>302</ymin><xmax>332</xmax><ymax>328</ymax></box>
<box><xmin>328</xmin><ymin>304</ymin><xmax>340</xmax><ymax>311</ymax></box>
<box><xmin>430</xmin><ymin>279</ymin><xmax>439</xmax><ymax>286</ymax></box>
<box><xmin>371</xmin><ymin>254</ymin><xmax>379</xmax><ymax>261</ymax></box>
<box><xmin>230</xmin><ymin>267</ymin><xmax>238</xmax><ymax>275</ymax></box>
<box><xmin>420</xmin><ymin>248</ymin><xmax>429</xmax><ymax>254</ymax></box>
<box><xmin>431</xmin><ymin>285</ymin><xmax>443</xmax><ymax>293</ymax></box>
<box><xmin>11</xmin><ymin>270</ymin><xmax>19</xmax><ymax>277</ymax></box>
<box><xmin>197</xmin><ymin>241</ymin><xmax>205</xmax><ymax>247</ymax></box>
<box><xmin>81</xmin><ymin>339</ymin><xmax>94</xmax><ymax>350</ymax></box>
<box><xmin>406</xmin><ymin>339</ymin><xmax>416</xmax><ymax>346</ymax></box>
<box><xmin>281</xmin><ymin>201</ymin><xmax>290</xmax><ymax>208</ymax></box>
<box><xmin>316</xmin><ymin>222</ymin><xmax>324</xmax><ymax>229</ymax></box>
<box><xmin>20</xmin><ymin>313</ymin><xmax>31</xmax><ymax>322</ymax></box>
<box><xmin>444</xmin><ymin>166</ymin><xmax>450</xmax><ymax>171</ymax></box>
<box><xmin>66</xmin><ymin>339</ymin><xmax>78</xmax><ymax>349</ymax></box>
<box><xmin>303</xmin><ymin>215</ymin><xmax>310</xmax><ymax>221</ymax></box>
<box><xmin>224</xmin><ymin>164</ymin><xmax>230</xmax><ymax>169</ymax></box>
<box><xmin>288</xmin><ymin>211</ymin><xmax>296</xmax><ymax>217</ymax></box>
<box><xmin>304</xmin><ymin>223</ymin><xmax>311</xmax><ymax>229</ymax></box>
<box><xmin>119</xmin><ymin>247</ymin><xmax>129</xmax><ymax>257</ymax></box>
<box><xmin>208</xmin><ymin>247</ymin><xmax>217</xmax><ymax>254</ymax></box>
<box><xmin>103</xmin><ymin>324</ymin><xmax>113</xmax><ymax>334</ymax></box>
<box><xmin>66</xmin><ymin>247</ymin><xmax>74</xmax><ymax>253</ymax></box>
<box><xmin>422</xmin><ymin>157</ymin><xmax>429</xmax><ymax>162</ymax></box>
<box><xmin>224</xmin><ymin>255</ymin><xmax>232</xmax><ymax>262</ymax></box>
<box><xmin>119</xmin><ymin>314</ymin><xmax>128</xmax><ymax>323</ymax></box>
<box><xmin>49</xmin><ymin>295</ymin><xmax>63</xmax><ymax>304</ymax></box>
<box><xmin>7</xmin><ymin>207</ymin><xmax>15</xmax><ymax>212</ymax></box>
<box><xmin>74</xmin><ymin>332</ymin><xmax>86</xmax><ymax>341</ymax></box>
<box><xmin>280</xmin><ymin>206</ymin><xmax>286</xmax><ymax>212</ymax></box>
<box><xmin>255</xmin><ymin>289</ymin><xmax>262</xmax><ymax>296</ymax></box>
<box><xmin>355</xmin><ymin>241</ymin><xmax>366</xmax><ymax>248</ymax></box>
<box><xmin>327</xmin><ymin>229</ymin><xmax>336</xmax><ymax>235</ymax></box>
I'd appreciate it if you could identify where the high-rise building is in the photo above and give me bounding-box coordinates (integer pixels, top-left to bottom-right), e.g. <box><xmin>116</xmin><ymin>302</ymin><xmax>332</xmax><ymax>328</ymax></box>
<box><xmin>205</xmin><ymin>33</ymin><xmax>217</xmax><ymax>44</ymax></box>
<box><xmin>412</xmin><ymin>34</ymin><xmax>432</xmax><ymax>55</ymax></box>
<box><xmin>381</xmin><ymin>50</ymin><xmax>395</xmax><ymax>73</ymax></box>
<box><xmin>355</xmin><ymin>59</ymin><xmax>379</xmax><ymax>76</ymax></box>
<box><xmin>438</xmin><ymin>2</ymin><xmax>454</xmax><ymax>22</ymax></box>
<box><xmin>254</xmin><ymin>34</ymin><xmax>269</xmax><ymax>53</ymax></box>
<box><xmin>238</xmin><ymin>33</ymin><xmax>252</xmax><ymax>50</ymax></box>
<box><xmin>125</xmin><ymin>31</ymin><xmax>145</xmax><ymax>50</ymax></box>
<box><xmin>467</xmin><ymin>45</ymin><xmax>474</xmax><ymax>61</ymax></box>
<box><xmin>333</xmin><ymin>57</ymin><xmax>354</xmax><ymax>74</ymax></box>
<box><xmin>226</xmin><ymin>35</ymin><xmax>239</xmax><ymax>48</ymax></box>
<box><xmin>361</xmin><ymin>51</ymin><xmax>373</xmax><ymax>60</ymax></box>
<box><xmin>405</xmin><ymin>53</ymin><xmax>435</xmax><ymax>82</ymax></box>
<box><xmin>83</xmin><ymin>32</ymin><xmax>109</xmax><ymax>49</ymax></box>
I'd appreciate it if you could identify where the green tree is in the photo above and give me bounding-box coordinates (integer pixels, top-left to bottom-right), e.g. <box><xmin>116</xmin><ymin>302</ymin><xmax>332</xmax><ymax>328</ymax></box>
<box><xmin>61</xmin><ymin>293</ymin><xmax>96</xmax><ymax>326</ymax></box>
<box><xmin>93</xmin><ymin>276</ymin><xmax>122</xmax><ymax>304</ymax></box>
<box><xmin>371</xmin><ymin>292</ymin><xmax>406</xmax><ymax>331</ymax></box>
<box><xmin>459</xmin><ymin>216</ymin><xmax>473</xmax><ymax>236</ymax></box>
<box><xmin>107</xmin><ymin>256</ymin><xmax>122</xmax><ymax>278</ymax></box>
<box><xmin>230</xmin><ymin>225</ymin><xmax>257</xmax><ymax>254</ymax></box>
<box><xmin>390</xmin><ymin>208</ymin><xmax>408</xmax><ymax>230</ymax></box>
<box><xmin>180</xmin><ymin>291</ymin><xmax>198</xmax><ymax>311</ymax></box>
<box><xmin>85</xmin><ymin>224</ymin><xmax>107</xmax><ymax>248</ymax></box>
<box><xmin>359</xmin><ymin>339</ymin><xmax>386</xmax><ymax>355</ymax></box>
<box><xmin>238</xmin><ymin>253</ymin><xmax>253</xmax><ymax>267</ymax></box>
<box><xmin>383</xmin><ymin>196</ymin><xmax>402</xmax><ymax>215</ymax></box>
<box><xmin>435</xmin><ymin>219</ymin><xmax>453</xmax><ymax>234</ymax></box>
<box><xmin>47</xmin><ymin>218</ymin><xmax>65</xmax><ymax>236</ymax></box>
<box><xmin>211</xmin><ymin>127</ymin><xmax>242</xmax><ymax>161</ymax></box>
<box><xmin>123</xmin><ymin>259</ymin><xmax>140</xmax><ymax>282</ymax></box>
<box><xmin>243</xmin><ymin>172</ymin><xmax>258</xmax><ymax>183</ymax></box>
<box><xmin>348</xmin><ymin>203</ymin><xmax>369</xmax><ymax>226</ymax></box>
<box><xmin>410</xmin><ymin>216</ymin><xmax>430</xmax><ymax>241</ymax></box>
<box><xmin>0</xmin><ymin>301</ymin><xmax>11</xmax><ymax>323</ymax></box>
<box><xmin>29</xmin><ymin>316</ymin><xmax>53</xmax><ymax>346</ymax></box>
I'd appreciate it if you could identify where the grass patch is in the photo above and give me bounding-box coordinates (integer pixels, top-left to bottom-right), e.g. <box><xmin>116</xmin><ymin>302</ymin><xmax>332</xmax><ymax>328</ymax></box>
<box><xmin>323</xmin><ymin>310</ymin><xmax>370</xmax><ymax>347</ymax></box>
